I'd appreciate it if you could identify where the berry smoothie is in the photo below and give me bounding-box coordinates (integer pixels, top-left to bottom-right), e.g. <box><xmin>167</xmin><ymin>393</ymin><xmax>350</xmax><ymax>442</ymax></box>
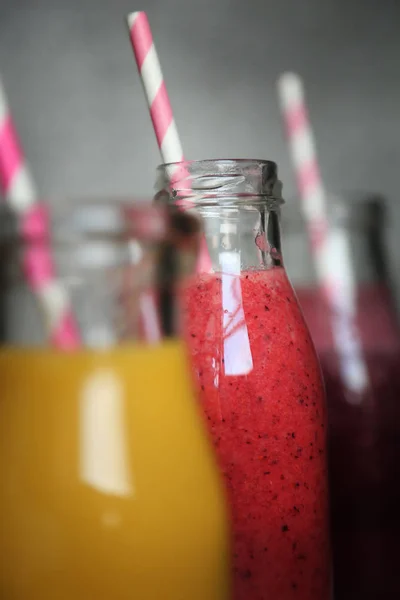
<box><xmin>296</xmin><ymin>284</ymin><xmax>400</xmax><ymax>599</ymax></box>
<box><xmin>183</xmin><ymin>266</ymin><xmax>331</xmax><ymax>600</ymax></box>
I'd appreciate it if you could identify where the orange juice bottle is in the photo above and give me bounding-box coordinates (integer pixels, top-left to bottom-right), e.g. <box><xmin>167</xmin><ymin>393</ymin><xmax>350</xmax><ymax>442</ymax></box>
<box><xmin>0</xmin><ymin>201</ymin><xmax>230</xmax><ymax>600</ymax></box>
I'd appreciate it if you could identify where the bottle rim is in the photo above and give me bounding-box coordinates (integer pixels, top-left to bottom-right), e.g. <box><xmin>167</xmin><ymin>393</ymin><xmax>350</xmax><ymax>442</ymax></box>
<box><xmin>156</xmin><ymin>158</ymin><xmax>284</xmax><ymax>207</ymax></box>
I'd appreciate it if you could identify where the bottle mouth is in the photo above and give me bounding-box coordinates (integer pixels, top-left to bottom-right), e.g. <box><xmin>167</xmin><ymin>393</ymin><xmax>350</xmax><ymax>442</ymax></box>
<box><xmin>158</xmin><ymin>158</ymin><xmax>277</xmax><ymax>169</ymax></box>
<box><xmin>156</xmin><ymin>159</ymin><xmax>284</xmax><ymax>207</ymax></box>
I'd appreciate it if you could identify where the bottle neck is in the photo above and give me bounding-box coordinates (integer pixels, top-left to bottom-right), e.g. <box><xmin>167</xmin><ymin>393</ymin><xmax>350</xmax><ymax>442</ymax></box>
<box><xmin>0</xmin><ymin>202</ymin><xmax>202</xmax><ymax>347</ymax></box>
<box><xmin>155</xmin><ymin>159</ymin><xmax>285</xmax><ymax>273</ymax></box>
<box><xmin>155</xmin><ymin>195</ymin><xmax>283</xmax><ymax>273</ymax></box>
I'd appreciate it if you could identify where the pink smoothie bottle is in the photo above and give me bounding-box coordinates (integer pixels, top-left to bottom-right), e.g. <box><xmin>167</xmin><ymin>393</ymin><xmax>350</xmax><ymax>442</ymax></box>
<box><xmin>282</xmin><ymin>194</ymin><xmax>400</xmax><ymax>600</ymax></box>
<box><xmin>156</xmin><ymin>159</ymin><xmax>332</xmax><ymax>600</ymax></box>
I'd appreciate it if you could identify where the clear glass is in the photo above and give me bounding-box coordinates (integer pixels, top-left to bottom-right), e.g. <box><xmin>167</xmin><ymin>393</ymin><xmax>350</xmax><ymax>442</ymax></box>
<box><xmin>156</xmin><ymin>160</ymin><xmax>332</xmax><ymax>600</ymax></box>
<box><xmin>282</xmin><ymin>194</ymin><xmax>400</xmax><ymax>600</ymax></box>
<box><xmin>0</xmin><ymin>200</ymin><xmax>230</xmax><ymax>600</ymax></box>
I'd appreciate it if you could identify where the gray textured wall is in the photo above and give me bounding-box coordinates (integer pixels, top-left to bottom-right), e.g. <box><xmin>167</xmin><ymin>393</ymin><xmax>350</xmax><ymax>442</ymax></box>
<box><xmin>1</xmin><ymin>0</ymin><xmax>400</xmax><ymax>321</ymax></box>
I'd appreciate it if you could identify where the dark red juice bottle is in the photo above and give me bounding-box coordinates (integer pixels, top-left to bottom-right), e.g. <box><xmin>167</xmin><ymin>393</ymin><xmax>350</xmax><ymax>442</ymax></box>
<box><xmin>156</xmin><ymin>159</ymin><xmax>332</xmax><ymax>600</ymax></box>
<box><xmin>282</xmin><ymin>195</ymin><xmax>400</xmax><ymax>599</ymax></box>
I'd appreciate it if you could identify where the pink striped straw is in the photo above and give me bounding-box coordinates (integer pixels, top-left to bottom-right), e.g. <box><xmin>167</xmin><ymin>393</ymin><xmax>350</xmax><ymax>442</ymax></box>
<box><xmin>0</xmin><ymin>78</ymin><xmax>81</xmax><ymax>349</ymax></box>
<box><xmin>126</xmin><ymin>11</ymin><xmax>212</xmax><ymax>272</ymax></box>
<box><xmin>277</xmin><ymin>72</ymin><xmax>369</xmax><ymax>398</ymax></box>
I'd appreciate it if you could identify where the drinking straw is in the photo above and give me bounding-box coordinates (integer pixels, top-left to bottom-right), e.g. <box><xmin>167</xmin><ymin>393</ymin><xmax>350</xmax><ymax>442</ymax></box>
<box><xmin>277</xmin><ymin>72</ymin><xmax>369</xmax><ymax>397</ymax></box>
<box><xmin>126</xmin><ymin>11</ymin><xmax>212</xmax><ymax>272</ymax></box>
<box><xmin>0</xmin><ymin>77</ymin><xmax>81</xmax><ymax>349</ymax></box>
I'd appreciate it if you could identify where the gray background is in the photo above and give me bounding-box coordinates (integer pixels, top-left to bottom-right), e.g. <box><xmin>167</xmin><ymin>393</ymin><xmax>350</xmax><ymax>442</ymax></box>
<box><xmin>1</xmin><ymin>0</ymin><xmax>400</xmax><ymax>315</ymax></box>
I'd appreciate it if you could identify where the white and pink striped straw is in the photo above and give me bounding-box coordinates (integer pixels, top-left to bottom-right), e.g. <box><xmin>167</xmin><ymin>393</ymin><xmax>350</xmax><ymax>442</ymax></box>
<box><xmin>126</xmin><ymin>11</ymin><xmax>212</xmax><ymax>273</ymax></box>
<box><xmin>0</xmin><ymin>78</ymin><xmax>81</xmax><ymax>349</ymax></box>
<box><xmin>277</xmin><ymin>72</ymin><xmax>369</xmax><ymax>398</ymax></box>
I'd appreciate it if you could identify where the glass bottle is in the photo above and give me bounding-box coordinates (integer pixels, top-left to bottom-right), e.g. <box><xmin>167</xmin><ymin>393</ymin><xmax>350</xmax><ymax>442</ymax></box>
<box><xmin>156</xmin><ymin>159</ymin><xmax>332</xmax><ymax>600</ymax></box>
<box><xmin>0</xmin><ymin>199</ymin><xmax>230</xmax><ymax>600</ymax></box>
<box><xmin>282</xmin><ymin>193</ymin><xmax>400</xmax><ymax>599</ymax></box>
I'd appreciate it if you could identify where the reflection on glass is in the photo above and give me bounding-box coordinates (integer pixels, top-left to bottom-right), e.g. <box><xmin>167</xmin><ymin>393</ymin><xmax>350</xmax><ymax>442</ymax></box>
<box><xmin>221</xmin><ymin>252</ymin><xmax>253</xmax><ymax>377</ymax></box>
<box><xmin>80</xmin><ymin>368</ymin><xmax>134</xmax><ymax>497</ymax></box>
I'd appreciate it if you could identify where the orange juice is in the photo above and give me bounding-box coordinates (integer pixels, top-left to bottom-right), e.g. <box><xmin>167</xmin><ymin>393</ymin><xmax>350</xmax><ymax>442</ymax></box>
<box><xmin>0</xmin><ymin>340</ymin><xmax>230</xmax><ymax>599</ymax></box>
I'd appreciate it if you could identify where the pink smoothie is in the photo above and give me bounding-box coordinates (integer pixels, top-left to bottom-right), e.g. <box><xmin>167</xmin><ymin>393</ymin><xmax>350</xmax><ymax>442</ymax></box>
<box><xmin>183</xmin><ymin>266</ymin><xmax>331</xmax><ymax>600</ymax></box>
